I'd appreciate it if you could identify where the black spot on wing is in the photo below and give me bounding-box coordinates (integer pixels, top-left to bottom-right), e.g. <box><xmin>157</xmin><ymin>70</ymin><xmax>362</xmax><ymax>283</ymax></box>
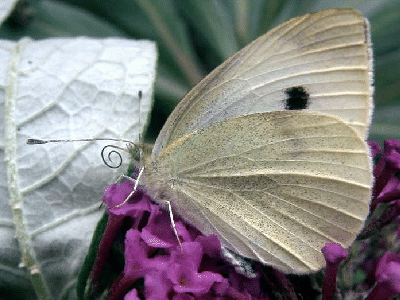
<box><xmin>284</xmin><ymin>86</ymin><xmax>309</xmax><ymax>110</ymax></box>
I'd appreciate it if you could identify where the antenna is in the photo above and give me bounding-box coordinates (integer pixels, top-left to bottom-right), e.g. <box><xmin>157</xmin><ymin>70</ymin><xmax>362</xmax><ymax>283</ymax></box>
<box><xmin>26</xmin><ymin>137</ymin><xmax>133</xmax><ymax>145</ymax></box>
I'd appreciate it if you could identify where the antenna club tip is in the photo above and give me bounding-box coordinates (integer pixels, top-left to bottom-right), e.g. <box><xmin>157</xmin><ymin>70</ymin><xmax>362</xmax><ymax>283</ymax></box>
<box><xmin>26</xmin><ymin>139</ymin><xmax>47</xmax><ymax>144</ymax></box>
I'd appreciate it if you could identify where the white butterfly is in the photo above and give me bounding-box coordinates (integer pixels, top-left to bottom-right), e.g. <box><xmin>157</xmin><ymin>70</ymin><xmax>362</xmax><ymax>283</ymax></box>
<box><xmin>139</xmin><ymin>8</ymin><xmax>373</xmax><ymax>274</ymax></box>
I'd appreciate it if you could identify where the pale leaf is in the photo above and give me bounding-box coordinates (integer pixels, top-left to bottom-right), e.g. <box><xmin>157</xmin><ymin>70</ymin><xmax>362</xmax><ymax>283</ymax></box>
<box><xmin>0</xmin><ymin>36</ymin><xmax>157</xmax><ymax>299</ymax></box>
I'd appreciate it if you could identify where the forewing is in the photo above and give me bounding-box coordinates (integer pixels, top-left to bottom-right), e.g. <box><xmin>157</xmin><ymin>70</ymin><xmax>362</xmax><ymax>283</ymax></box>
<box><xmin>153</xmin><ymin>8</ymin><xmax>372</xmax><ymax>157</ymax></box>
<box><xmin>154</xmin><ymin>111</ymin><xmax>372</xmax><ymax>273</ymax></box>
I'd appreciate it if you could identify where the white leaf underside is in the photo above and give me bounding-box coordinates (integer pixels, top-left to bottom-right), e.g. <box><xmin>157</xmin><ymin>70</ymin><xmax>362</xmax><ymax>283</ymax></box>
<box><xmin>1</xmin><ymin>37</ymin><xmax>156</xmax><ymax>298</ymax></box>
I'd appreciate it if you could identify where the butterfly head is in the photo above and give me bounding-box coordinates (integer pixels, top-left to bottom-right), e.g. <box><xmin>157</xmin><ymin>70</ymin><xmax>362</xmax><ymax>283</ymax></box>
<box><xmin>127</xmin><ymin>142</ymin><xmax>154</xmax><ymax>167</ymax></box>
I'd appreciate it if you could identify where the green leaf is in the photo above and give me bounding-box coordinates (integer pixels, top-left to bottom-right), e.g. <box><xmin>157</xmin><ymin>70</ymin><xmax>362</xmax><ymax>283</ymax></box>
<box><xmin>370</xmin><ymin>102</ymin><xmax>400</xmax><ymax>142</ymax></box>
<box><xmin>176</xmin><ymin>0</ymin><xmax>239</xmax><ymax>60</ymax></box>
<box><xmin>231</xmin><ymin>0</ymin><xmax>287</xmax><ymax>44</ymax></box>
<box><xmin>136</xmin><ymin>0</ymin><xmax>205</xmax><ymax>86</ymax></box>
<box><xmin>370</xmin><ymin>2</ymin><xmax>400</xmax><ymax>107</ymax></box>
<box><xmin>0</xmin><ymin>0</ymin><xmax>127</xmax><ymax>39</ymax></box>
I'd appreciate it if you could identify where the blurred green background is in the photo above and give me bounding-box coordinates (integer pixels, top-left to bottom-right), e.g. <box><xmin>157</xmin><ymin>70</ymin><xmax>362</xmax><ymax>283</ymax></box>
<box><xmin>2</xmin><ymin>0</ymin><xmax>399</xmax><ymax>143</ymax></box>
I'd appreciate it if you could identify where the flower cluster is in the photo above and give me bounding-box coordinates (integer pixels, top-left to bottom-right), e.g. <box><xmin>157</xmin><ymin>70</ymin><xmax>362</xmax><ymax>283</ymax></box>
<box><xmin>363</xmin><ymin>140</ymin><xmax>400</xmax><ymax>300</ymax></box>
<box><xmin>95</xmin><ymin>180</ymin><xmax>269</xmax><ymax>299</ymax></box>
<box><xmin>83</xmin><ymin>140</ymin><xmax>400</xmax><ymax>300</ymax></box>
<box><xmin>335</xmin><ymin>140</ymin><xmax>400</xmax><ymax>300</ymax></box>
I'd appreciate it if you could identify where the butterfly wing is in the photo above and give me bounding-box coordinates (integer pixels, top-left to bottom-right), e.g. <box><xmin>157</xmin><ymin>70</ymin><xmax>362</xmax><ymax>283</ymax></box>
<box><xmin>153</xmin><ymin>8</ymin><xmax>372</xmax><ymax>157</ymax></box>
<box><xmin>149</xmin><ymin>111</ymin><xmax>372</xmax><ymax>273</ymax></box>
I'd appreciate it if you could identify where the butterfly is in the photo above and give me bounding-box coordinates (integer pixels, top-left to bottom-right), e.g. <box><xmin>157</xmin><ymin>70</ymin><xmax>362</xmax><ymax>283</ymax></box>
<box><xmin>136</xmin><ymin>8</ymin><xmax>373</xmax><ymax>273</ymax></box>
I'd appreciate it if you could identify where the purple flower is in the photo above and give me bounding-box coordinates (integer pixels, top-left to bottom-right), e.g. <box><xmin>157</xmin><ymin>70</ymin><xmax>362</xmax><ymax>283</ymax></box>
<box><xmin>366</xmin><ymin>252</ymin><xmax>400</xmax><ymax>300</ymax></box>
<box><xmin>95</xmin><ymin>178</ymin><xmax>244</xmax><ymax>298</ymax></box>
<box><xmin>321</xmin><ymin>244</ymin><xmax>348</xmax><ymax>300</ymax></box>
<box><xmin>124</xmin><ymin>289</ymin><xmax>140</xmax><ymax>300</ymax></box>
<box><xmin>102</xmin><ymin>179</ymin><xmax>135</xmax><ymax>210</ymax></box>
<box><xmin>96</xmin><ymin>177</ymin><xmax>277</xmax><ymax>299</ymax></box>
<box><xmin>369</xmin><ymin>141</ymin><xmax>382</xmax><ymax>159</ymax></box>
<box><xmin>124</xmin><ymin>229</ymin><xmax>169</xmax><ymax>279</ymax></box>
<box><xmin>370</xmin><ymin>140</ymin><xmax>400</xmax><ymax>207</ymax></box>
<box><xmin>167</xmin><ymin>242</ymin><xmax>226</xmax><ymax>296</ymax></box>
<box><xmin>336</xmin><ymin>141</ymin><xmax>400</xmax><ymax>299</ymax></box>
<box><xmin>364</xmin><ymin>141</ymin><xmax>400</xmax><ymax>236</ymax></box>
<box><xmin>140</xmin><ymin>203</ymin><xmax>189</xmax><ymax>248</ymax></box>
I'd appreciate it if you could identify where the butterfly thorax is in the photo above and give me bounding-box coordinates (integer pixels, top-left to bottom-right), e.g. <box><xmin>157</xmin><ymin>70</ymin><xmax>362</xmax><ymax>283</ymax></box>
<box><xmin>129</xmin><ymin>142</ymin><xmax>177</xmax><ymax>204</ymax></box>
